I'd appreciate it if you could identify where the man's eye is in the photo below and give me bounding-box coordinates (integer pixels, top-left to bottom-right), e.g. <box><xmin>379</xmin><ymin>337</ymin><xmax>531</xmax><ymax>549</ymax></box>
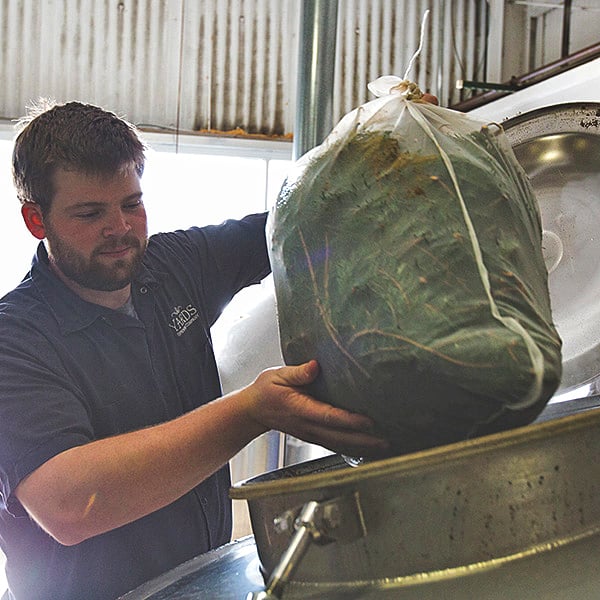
<box><xmin>124</xmin><ymin>200</ymin><xmax>143</xmax><ymax>211</ymax></box>
<box><xmin>75</xmin><ymin>211</ymin><xmax>100</xmax><ymax>219</ymax></box>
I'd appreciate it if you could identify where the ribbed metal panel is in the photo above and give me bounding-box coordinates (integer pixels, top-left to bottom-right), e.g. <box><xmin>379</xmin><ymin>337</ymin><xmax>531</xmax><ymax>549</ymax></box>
<box><xmin>0</xmin><ymin>0</ymin><xmax>488</xmax><ymax>137</ymax></box>
<box><xmin>178</xmin><ymin>0</ymin><xmax>299</xmax><ymax>134</ymax></box>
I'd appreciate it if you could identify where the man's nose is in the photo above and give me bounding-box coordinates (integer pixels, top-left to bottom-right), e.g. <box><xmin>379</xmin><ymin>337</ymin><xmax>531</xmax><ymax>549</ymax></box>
<box><xmin>102</xmin><ymin>210</ymin><xmax>131</xmax><ymax>237</ymax></box>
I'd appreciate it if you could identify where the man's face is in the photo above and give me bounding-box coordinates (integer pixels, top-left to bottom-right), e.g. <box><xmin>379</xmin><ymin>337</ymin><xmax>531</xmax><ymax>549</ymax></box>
<box><xmin>42</xmin><ymin>167</ymin><xmax>148</xmax><ymax>292</ymax></box>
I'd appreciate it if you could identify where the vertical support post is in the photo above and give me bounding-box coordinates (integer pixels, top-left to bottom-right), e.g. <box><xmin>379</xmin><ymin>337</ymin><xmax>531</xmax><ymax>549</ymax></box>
<box><xmin>485</xmin><ymin>0</ymin><xmax>505</xmax><ymax>84</ymax></box>
<box><xmin>293</xmin><ymin>0</ymin><xmax>339</xmax><ymax>161</ymax></box>
<box><xmin>285</xmin><ymin>0</ymin><xmax>339</xmax><ymax>467</ymax></box>
<box><xmin>561</xmin><ymin>0</ymin><xmax>572</xmax><ymax>58</ymax></box>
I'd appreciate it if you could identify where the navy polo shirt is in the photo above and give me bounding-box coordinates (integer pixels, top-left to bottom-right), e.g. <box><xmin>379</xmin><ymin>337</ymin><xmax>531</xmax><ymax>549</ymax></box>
<box><xmin>0</xmin><ymin>213</ymin><xmax>270</xmax><ymax>600</ymax></box>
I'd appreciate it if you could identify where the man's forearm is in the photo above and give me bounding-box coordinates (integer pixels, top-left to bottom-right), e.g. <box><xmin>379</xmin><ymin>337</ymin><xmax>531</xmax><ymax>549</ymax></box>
<box><xmin>15</xmin><ymin>389</ymin><xmax>266</xmax><ymax>545</ymax></box>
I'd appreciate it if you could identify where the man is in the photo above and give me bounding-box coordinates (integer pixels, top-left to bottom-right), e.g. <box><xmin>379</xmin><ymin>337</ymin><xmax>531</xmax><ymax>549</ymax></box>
<box><xmin>0</xmin><ymin>101</ymin><xmax>387</xmax><ymax>600</ymax></box>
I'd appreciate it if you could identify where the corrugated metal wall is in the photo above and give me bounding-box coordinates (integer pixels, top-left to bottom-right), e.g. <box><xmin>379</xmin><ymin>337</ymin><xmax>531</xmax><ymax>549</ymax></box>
<box><xmin>0</xmin><ymin>0</ymin><xmax>488</xmax><ymax>137</ymax></box>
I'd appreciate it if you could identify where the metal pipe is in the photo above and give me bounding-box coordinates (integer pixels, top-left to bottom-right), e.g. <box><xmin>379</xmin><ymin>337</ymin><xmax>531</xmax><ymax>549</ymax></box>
<box><xmin>293</xmin><ymin>0</ymin><xmax>339</xmax><ymax>160</ymax></box>
<box><xmin>561</xmin><ymin>0</ymin><xmax>572</xmax><ymax>58</ymax></box>
<box><xmin>452</xmin><ymin>41</ymin><xmax>600</xmax><ymax>112</ymax></box>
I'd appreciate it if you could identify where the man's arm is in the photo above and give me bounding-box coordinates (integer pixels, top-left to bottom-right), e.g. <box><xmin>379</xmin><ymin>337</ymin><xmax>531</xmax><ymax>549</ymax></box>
<box><xmin>15</xmin><ymin>360</ymin><xmax>388</xmax><ymax>546</ymax></box>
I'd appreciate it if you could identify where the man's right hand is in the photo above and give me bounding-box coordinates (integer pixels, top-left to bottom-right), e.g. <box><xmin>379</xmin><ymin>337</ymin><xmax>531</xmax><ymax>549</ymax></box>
<box><xmin>240</xmin><ymin>360</ymin><xmax>390</xmax><ymax>459</ymax></box>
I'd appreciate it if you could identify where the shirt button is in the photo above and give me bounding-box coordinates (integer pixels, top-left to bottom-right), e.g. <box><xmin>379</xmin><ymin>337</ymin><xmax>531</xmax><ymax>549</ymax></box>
<box><xmin>140</xmin><ymin>286</ymin><xmax>148</xmax><ymax>294</ymax></box>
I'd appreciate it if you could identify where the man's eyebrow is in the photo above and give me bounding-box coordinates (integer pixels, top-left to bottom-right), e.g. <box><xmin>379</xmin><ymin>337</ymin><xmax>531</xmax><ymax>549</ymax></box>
<box><xmin>67</xmin><ymin>193</ymin><xmax>143</xmax><ymax>210</ymax></box>
<box><xmin>66</xmin><ymin>201</ymin><xmax>104</xmax><ymax>211</ymax></box>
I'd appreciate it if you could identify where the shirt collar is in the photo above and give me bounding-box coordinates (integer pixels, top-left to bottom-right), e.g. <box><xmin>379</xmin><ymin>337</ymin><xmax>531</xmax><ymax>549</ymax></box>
<box><xmin>31</xmin><ymin>242</ymin><xmax>163</xmax><ymax>334</ymax></box>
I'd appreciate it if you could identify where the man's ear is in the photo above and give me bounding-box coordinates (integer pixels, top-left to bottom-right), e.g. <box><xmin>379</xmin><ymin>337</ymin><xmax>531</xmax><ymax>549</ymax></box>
<box><xmin>21</xmin><ymin>204</ymin><xmax>47</xmax><ymax>240</ymax></box>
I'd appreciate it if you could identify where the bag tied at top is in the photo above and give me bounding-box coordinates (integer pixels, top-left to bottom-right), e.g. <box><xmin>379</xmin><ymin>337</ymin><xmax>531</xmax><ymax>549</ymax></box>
<box><xmin>268</xmin><ymin>76</ymin><xmax>562</xmax><ymax>455</ymax></box>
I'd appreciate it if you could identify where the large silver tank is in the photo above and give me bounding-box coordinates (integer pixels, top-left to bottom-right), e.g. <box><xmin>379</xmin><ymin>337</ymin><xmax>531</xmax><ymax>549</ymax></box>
<box><xmin>121</xmin><ymin>400</ymin><xmax>600</xmax><ymax>599</ymax></box>
<box><xmin>231</xmin><ymin>403</ymin><xmax>600</xmax><ymax>599</ymax></box>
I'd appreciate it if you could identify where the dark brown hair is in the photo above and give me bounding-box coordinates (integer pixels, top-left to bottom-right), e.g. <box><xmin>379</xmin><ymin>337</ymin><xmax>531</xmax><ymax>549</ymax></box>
<box><xmin>12</xmin><ymin>100</ymin><xmax>146</xmax><ymax>213</ymax></box>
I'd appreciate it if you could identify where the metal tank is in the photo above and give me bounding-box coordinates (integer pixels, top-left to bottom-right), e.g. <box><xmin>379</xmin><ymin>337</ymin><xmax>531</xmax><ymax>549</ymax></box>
<box><xmin>231</xmin><ymin>404</ymin><xmax>600</xmax><ymax>600</ymax></box>
<box><xmin>121</xmin><ymin>398</ymin><xmax>600</xmax><ymax>600</ymax></box>
<box><xmin>502</xmin><ymin>102</ymin><xmax>600</xmax><ymax>397</ymax></box>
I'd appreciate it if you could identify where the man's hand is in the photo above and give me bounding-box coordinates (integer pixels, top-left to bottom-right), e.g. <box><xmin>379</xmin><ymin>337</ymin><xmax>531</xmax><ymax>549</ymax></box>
<box><xmin>422</xmin><ymin>93</ymin><xmax>439</xmax><ymax>105</ymax></box>
<box><xmin>241</xmin><ymin>360</ymin><xmax>389</xmax><ymax>459</ymax></box>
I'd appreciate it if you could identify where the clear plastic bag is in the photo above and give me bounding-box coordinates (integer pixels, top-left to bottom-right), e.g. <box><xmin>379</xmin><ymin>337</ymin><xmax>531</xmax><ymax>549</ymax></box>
<box><xmin>268</xmin><ymin>77</ymin><xmax>562</xmax><ymax>455</ymax></box>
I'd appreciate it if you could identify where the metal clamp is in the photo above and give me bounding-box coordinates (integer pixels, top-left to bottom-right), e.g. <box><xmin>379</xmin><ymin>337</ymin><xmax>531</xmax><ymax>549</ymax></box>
<box><xmin>246</xmin><ymin>492</ymin><xmax>366</xmax><ymax>599</ymax></box>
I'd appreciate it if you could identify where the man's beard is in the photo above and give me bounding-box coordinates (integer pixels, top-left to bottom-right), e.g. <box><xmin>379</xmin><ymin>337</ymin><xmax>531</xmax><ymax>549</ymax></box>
<box><xmin>46</xmin><ymin>230</ymin><xmax>148</xmax><ymax>292</ymax></box>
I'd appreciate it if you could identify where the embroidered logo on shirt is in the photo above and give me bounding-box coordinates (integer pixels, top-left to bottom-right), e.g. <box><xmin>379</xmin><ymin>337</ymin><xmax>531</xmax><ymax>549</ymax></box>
<box><xmin>168</xmin><ymin>304</ymin><xmax>199</xmax><ymax>336</ymax></box>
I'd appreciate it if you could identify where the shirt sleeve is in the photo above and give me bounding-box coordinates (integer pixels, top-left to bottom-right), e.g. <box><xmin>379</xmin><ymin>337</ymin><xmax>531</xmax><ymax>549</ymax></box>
<box><xmin>0</xmin><ymin>318</ymin><xmax>93</xmax><ymax>513</ymax></box>
<box><xmin>146</xmin><ymin>212</ymin><xmax>271</xmax><ymax>326</ymax></box>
